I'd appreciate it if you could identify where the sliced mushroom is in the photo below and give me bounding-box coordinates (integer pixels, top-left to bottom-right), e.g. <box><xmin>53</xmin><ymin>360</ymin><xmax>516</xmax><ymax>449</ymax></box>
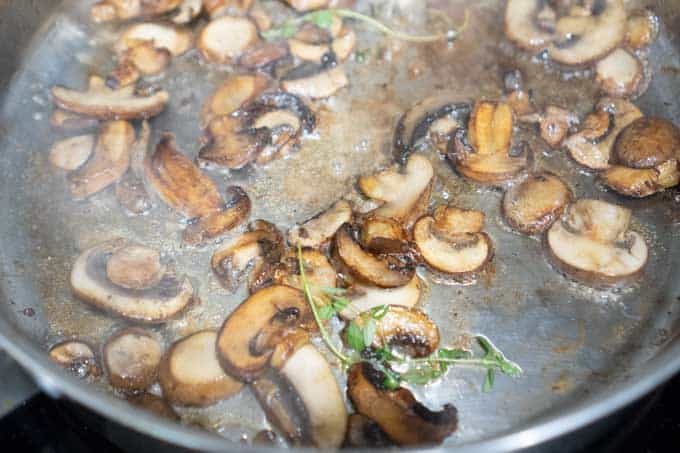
<box><xmin>625</xmin><ymin>9</ymin><xmax>659</xmax><ymax>50</ymax></box>
<box><xmin>358</xmin><ymin>154</ymin><xmax>434</xmax><ymax>229</ymax></box>
<box><xmin>144</xmin><ymin>135</ymin><xmax>251</xmax><ymax>244</ymax></box>
<box><xmin>267</xmin><ymin>248</ymin><xmax>337</xmax><ymax>299</ymax></box>
<box><xmin>52</xmin><ymin>76</ymin><xmax>169</xmax><ymax>120</ymax></box>
<box><xmin>546</xmin><ymin>199</ymin><xmax>648</xmax><ymax>286</ymax></box>
<box><xmin>251</xmin><ymin>373</ymin><xmax>307</xmax><ymax>446</ymax></box>
<box><xmin>284</xmin><ymin>0</ymin><xmax>330</xmax><ymax>12</ymax></box>
<box><xmin>613</xmin><ymin>117</ymin><xmax>680</xmax><ymax>169</ymax></box>
<box><xmin>600</xmin><ymin>159</ymin><xmax>680</xmax><ymax>198</ymax></box>
<box><xmin>338</xmin><ymin>276</ymin><xmax>422</xmax><ymax>320</ymax></box>
<box><xmin>201</xmin><ymin>74</ymin><xmax>269</xmax><ymax>127</ymax></box>
<box><xmin>549</xmin><ymin>0</ymin><xmax>627</xmax><ymax>66</ymax></box>
<box><xmin>334</xmin><ymin>225</ymin><xmax>415</xmax><ymax>288</ymax></box>
<box><xmin>281</xmin><ymin>65</ymin><xmax>348</xmax><ymax>99</ymax></box>
<box><xmin>504</xmin><ymin>0</ymin><xmax>556</xmax><ymax>52</ymax></box>
<box><xmin>50</xmin><ymin>110</ymin><xmax>100</xmax><ymax>132</ymax></box>
<box><xmin>200</xmin><ymin>116</ymin><xmax>264</xmax><ymax>169</ymax></box>
<box><xmin>198</xmin><ymin>16</ymin><xmax>259</xmax><ymax>64</ymax></box>
<box><xmin>128</xmin><ymin>393</ymin><xmax>179</xmax><ymax>420</ymax></box>
<box><xmin>69</xmin><ymin>120</ymin><xmax>135</xmax><ymax>200</ymax></box>
<box><xmin>432</xmin><ymin>205</ymin><xmax>485</xmax><ymax>235</ymax></box>
<box><xmin>347</xmin><ymin>362</ymin><xmax>458</xmax><ymax>446</ymax></box>
<box><xmin>49</xmin><ymin>135</ymin><xmax>95</xmax><ymax>171</ymax></box>
<box><xmin>349</xmin><ymin>306</ymin><xmax>439</xmax><ymax>357</ymax></box>
<box><xmin>360</xmin><ymin>216</ymin><xmax>407</xmax><ymax>254</ymax></box>
<box><xmin>216</xmin><ymin>285</ymin><xmax>316</xmax><ymax>381</ymax></box>
<box><xmin>106</xmin><ymin>245</ymin><xmax>165</xmax><ymax>290</ymax></box>
<box><xmin>503</xmin><ymin>172</ymin><xmax>573</xmax><ymax>235</ymax></box>
<box><xmin>344</xmin><ymin>414</ymin><xmax>394</xmax><ymax>448</ymax></box>
<box><xmin>170</xmin><ymin>0</ymin><xmax>203</xmax><ymax>24</ymax></box>
<box><xmin>91</xmin><ymin>0</ymin><xmax>182</xmax><ymax>22</ymax></box>
<box><xmin>70</xmin><ymin>239</ymin><xmax>194</xmax><ymax>323</ymax></box>
<box><xmin>115</xmin><ymin>23</ymin><xmax>193</xmax><ymax>57</ymax></box>
<box><xmin>564</xmin><ymin>98</ymin><xmax>642</xmax><ymax>170</ymax></box>
<box><xmin>539</xmin><ymin>106</ymin><xmax>578</xmax><ymax>148</ymax></box>
<box><xmin>413</xmin><ymin>215</ymin><xmax>493</xmax><ymax>278</ymax></box>
<box><xmin>104</xmin><ymin>328</ymin><xmax>162</xmax><ymax>392</ymax></box>
<box><xmin>393</xmin><ymin>94</ymin><xmax>471</xmax><ymax>162</ymax></box>
<box><xmin>203</xmin><ymin>0</ymin><xmax>254</xmax><ymax>18</ymax></box>
<box><xmin>287</xmin><ymin>200</ymin><xmax>353</xmax><ymax>249</ymax></box>
<box><xmin>116</xmin><ymin>120</ymin><xmax>153</xmax><ymax>215</ymax></box>
<box><xmin>449</xmin><ymin>101</ymin><xmax>528</xmax><ymax>184</ymax></box>
<box><xmin>49</xmin><ymin>340</ymin><xmax>101</xmax><ymax>378</ymax></box>
<box><xmin>288</xmin><ymin>26</ymin><xmax>355</xmax><ymax>65</ymax></box>
<box><xmin>159</xmin><ymin>330</ymin><xmax>244</xmax><ymax>406</ymax></box>
<box><xmin>594</xmin><ymin>49</ymin><xmax>643</xmax><ymax>98</ymax></box>
<box><xmin>239</xmin><ymin>41</ymin><xmax>290</xmax><ymax>69</ymax></box>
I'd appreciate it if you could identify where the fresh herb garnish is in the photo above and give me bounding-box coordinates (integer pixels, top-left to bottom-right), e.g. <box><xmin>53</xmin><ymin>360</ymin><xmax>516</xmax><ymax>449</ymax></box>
<box><xmin>296</xmin><ymin>245</ymin><xmax>522</xmax><ymax>391</ymax></box>
<box><xmin>262</xmin><ymin>8</ymin><xmax>470</xmax><ymax>44</ymax></box>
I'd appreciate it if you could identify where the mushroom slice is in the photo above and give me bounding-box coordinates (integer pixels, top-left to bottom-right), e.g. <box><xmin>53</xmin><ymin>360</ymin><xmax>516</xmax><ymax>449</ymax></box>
<box><xmin>116</xmin><ymin>121</ymin><xmax>153</xmax><ymax>215</ymax></box>
<box><xmin>360</xmin><ymin>216</ymin><xmax>407</xmax><ymax>254</ymax></box>
<box><xmin>281</xmin><ymin>65</ymin><xmax>348</xmax><ymax>99</ymax></box>
<box><xmin>539</xmin><ymin>106</ymin><xmax>578</xmax><ymax>148</ymax></box>
<box><xmin>288</xmin><ymin>39</ymin><xmax>332</xmax><ymax>64</ymax></box>
<box><xmin>625</xmin><ymin>9</ymin><xmax>659</xmax><ymax>50</ymax></box>
<box><xmin>201</xmin><ymin>74</ymin><xmax>269</xmax><ymax>127</ymax></box>
<box><xmin>347</xmin><ymin>362</ymin><xmax>458</xmax><ymax>446</ymax></box>
<box><xmin>49</xmin><ymin>135</ymin><xmax>95</xmax><ymax>171</ymax></box>
<box><xmin>546</xmin><ymin>199</ymin><xmax>648</xmax><ymax>286</ymax></box>
<box><xmin>104</xmin><ymin>328</ymin><xmax>162</xmax><ymax>392</ymax></box>
<box><xmin>338</xmin><ymin>276</ymin><xmax>422</xmax><ymax>320</ymax></box>
<box><xmin>128</xmin><ymin>393</ymin><xmax>179</xmax><ymax>420</ymax></box>
<box><xmin>393</xmin><ymin>94</ymin><xmax>471</xmax><ymax>162</ymax></box>
<box><xmin>287</xmin><ymin>200</ymin><xmax>353</xmax><ymax>249</ymax></box>
<box><xmin>549</xmin><ymin>0</ymin><xmax>627</xmax><ymax>66</ymax></box>
<box><xmin>358</xmin><ymin>154</ymin><xmax>434</xmax><ymax>228</ymax></box>
<box><xmin>350</xmin><ymin>306</ymin><xmax>439</xmax><ymax>358</ymax></box>
<box><xmin>613</xmin><ymin>117</ymin><xmax>680</xmax><ymax>169</ymax></box>
<box><xmin>115</xmin><ymin>23</ymin><xmax>193</xmax><ymax>57</ymax></box>
<box><xmin>203</xmin><ymin>0</ymin><xmax>254</xmax><ymax>18</ymax></box>
<box><xmin>594</xmin><ymin>49</ymin><xmax>643</xmax><ymax>98</ymax></box>
<box><xmin>70</xmin><ymin>239</ymin><xmax>194</xmax><ymax>323</ymax></box>
<box><xmin>413</xmin><ymin>216</ymin><xmax>493</xmax><ymax>278</ymax></box>
<box><xmin>269</xmin><ymin>248</ymin><xmax>337</xmax><ymax>298</ymax></box>
<box><xmin>182</xmin><ymin>186</ymin><xmax>252</xmax><ymax>246</ymax></box>
<box><xmin>50</xmin><ymin>110</ymin><xmax>100</xmax><ymax>132</ymax></box>
<box><xmin>171</xmin><ymin>0</ymin><xmax>203</xmax><ymax>24</ymax></box>
<box><xmin>49</xmin><ymin>341</ymin><xmax>101</xmax><ymax>378</ymax></box>
<box><xmin>199</xmin><ymin>116</ymin><xmax>264</xmax><ymax>169</ymax></box>
<box><xmin>159</xmin><ymin>330</ymin><xmax>244</xmax><ymax>406</ymax></box>
<box><xmin>334</xmin><ymin>225</ymin><xmax>415</xmax><ymax>288</ymax></box>
<box><xmin>284</xmin><ymin>0</ymin><xmax>330</xmax><ymax>12</ymax></box>
<box><xmin>239</xmin><ymin>41</ymin><xmax>290</xmax><ymax>69</ymax></box>
<box><xmin>432</xmin><ymin>205</ymin><xmax>485</xmax><ymax>235</ymax></box>
<box><xmin>450</xmin><ymin>101</ymin><xmax>527</xmax><ymax>184</ymax></box>
<box><xmin>69</xmin><ymin>120</ymin><xmax>135</xmax><ymax>200</ymax></box>
<box><xmin>52</xmin><ymin>76</ymin><xmax>169</xmax><ymax>120</ymax></box>
<box><xmin>600</xmin><ymin>160</ymin><xmax>680</xmax><ymax>198</ymax></box>
<box><xmin>503</xmin><ymin>172</ymin><xmax>573</xmax><ymax>235</ymax></box>
<box><xmin>91</xmin><ymin>0</ymin><xmax>182</xmax><ymax>22</ymax></box>
<box><xmin>198</xmin><ymin>15</ymin><xmax>259</xmax><ymax>64</ymax></box>
<box><xmin>106</xmin><ymin>245</ymin><xmax>165</xmax><ymax>290</ymax></box>
<box><xmin>216</xmin><ymin>285</ymin><xmax>316</xmax><ymax>381</ymax></box>
<box><xmin>564</xmin><ymin>98</ymin><xmax>642</xmax><ymax>170</ymax></box>
<box><xmin>251</xmin><ymin>374</ymin><xmax>307</xmax><ymax>446</ymax></box>
<box><xmin>345</xmin><ymin>414</ymin><xmax>394</xmax><ymax>448</ymax></box>
<box><xmin>504</xmin><ymin>0</ymin><xmax>556</xmax><ymax>52</ymax></box>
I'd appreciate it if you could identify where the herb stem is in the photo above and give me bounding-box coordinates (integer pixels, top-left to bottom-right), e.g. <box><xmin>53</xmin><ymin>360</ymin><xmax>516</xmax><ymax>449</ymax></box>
<box><xmin>330</xmin><ymin>8</ymin><xmax>448</xmax><ymax>43</ymax></box>
<box><xmin>297</xmin><ymin>244</ymin><xmax>352</xmax><ymax>365</ymax></box>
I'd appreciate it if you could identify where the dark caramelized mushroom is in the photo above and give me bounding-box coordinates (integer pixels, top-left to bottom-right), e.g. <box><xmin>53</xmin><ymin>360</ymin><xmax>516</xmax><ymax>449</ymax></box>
<box><xmin>344</xmin><ymin>414</ymin><xmax>393</xmax><ymax>448</ymax></box>
<box><xmin>613</xmin><ymin>117</ymin><xmax>680</xmax><ymax>169</ymax></box>
<box><xmin>347</xmin><ymin>362</ymin><xmax>458</xmax><ymax>446</ymax></box>
<box><xmin>360</xmin><ymin>216</ymin><xmax>408</xmax><ymax>254</ymax></box>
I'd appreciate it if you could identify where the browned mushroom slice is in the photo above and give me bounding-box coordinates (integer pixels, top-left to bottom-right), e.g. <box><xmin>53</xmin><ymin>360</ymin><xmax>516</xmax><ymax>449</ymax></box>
<box><xmin>613</xmin><ymin>117</ymin><xmax>680</xmax><ymax>169</ymax></box>
<box><xmin>252</xmin><ymin>110</ymin><xmax>303</xmax><ymax>165</ymax></box>
<box><xmin>393</xmin><ymin>94</ymin><xmax>471</xmax><ymax>162</ymax></box>
<box><xmin>49</xmin><ymin>135</ymin><xmax>95</xmax><ymax>171</ymax></box>
<box><xmin>334</xmin><ymin>225</ymin><xmax>414</xmax><ymax>288</ymax></box>
<box><xmin>49</xmin><ymin>340</ymin><xmax>101</xmax><ymax>378</ymax></box>
<box><xmin>413</xmin><ymin>216</ymin><xmax>493</xmax><ymax>278</ymax></box>
<box><xmin>358</xmin><ymin>154</ymin><xmax>434</xmax><ymax>228</ymax></box>
<box><xmin>251</xmin><ymin>374</ymin><xmax>307</xmax><ymax>446</ymax></box>
<box><xmin>216</xmin><ymin>285</ymin><xmax>316</xmax><ymax>381</ymax></box>
<box><xmin>549</xmin><ymin>0</ymin><xmax>627</xmax><ymax>66</ymax></box>
<box><xmin>281</xmin><ymin>65</ymin><xmax>348</xmax><ymax>99</ymax></box>
<box><xmin>50</xmin><ymin>110</ymin><xmax>100</xmax><ymax>132</ymax></box>
<box><xmin>546</xmin><ymin>199</ymin><xmax>648</xmax><ymax>287</ymax></box>
<box><xmin>450</xmin><ymin>101</ymin><xmax>527</xmax><ymax>184</ymax></box>
<box><xmin>287</xmin><ymin>200</ymin><xmax>353</xmax><ymax>249</ymax></box>
<box><xmin>69</xmin><ymin>120</ymin><xmax>135</xmax><ymax>200</ymax></box>
<box><xmin>432</xmin><ymin>205</ymin><xmax>485</xmax><ymax>235</ymax></box>
<box><xmin>91</xmin><ymin>0</ymin><xmax>182</xmax><ymax>22</ymax></box>
<box><xmin>70</xmin><ymin>239</ymin><xmax>194</xmax><ymax>323</ymax></box>
<box><xmin>106</xmin><ymin>245</ymin><xmax>165</xmax><ymax>290</ymax></box>
<box><xmin>504</xmin><ymin>0</ymin><xmax>555</xmax><ymax>52</ymax></box>
<box><xmin>198</xmin><ymin>15</ymin><xmax>259</xmax><ymax>64</ymax></box>
<box><xmin>203</xmin><ymin>0</ymin><xmax>254</xmax><ymax>18</ymax></box>
<box><xmin>199</xmin><ymin>116</ymin><xmax>264</xmax><ymax>169</ymax></box>
<box><xmin>360</xmin><ymin>216</ymin><xmax>407</xmax><ymax>254</ymax></box>
<box><xmin>104</xmin><ymin>328</ymin><xmax>162</xmax><ymax>392</ymax></box>
<box><xmin>539</xmin><ymin>106</ymin><xmax>578</xmax><ymax>148</ymax></box>
<box><xmin>284</xmin><ymin>0</ymin><xmax>330</xmax><ymax>12</ymax></box>
<box><xmin>115</xmin><ymin>23</ymin><xmax>193</xmax><ymax>57</ymax></box>
<box><xmin>564</xmin><ymin>98</ymin><xmax>643</xmax><ymax>170</ymax></box>
<box><xmin>338</xmin><ymin>276</ymin><xmax>422</xmax><ymax>320</ymax></box>
<box><xmin>625</xmin><ymin>9</ymin><xmax>659</xmax><ymax>50</ymax></box>
<box><xmin>159</xmin><ymin>330</ymin><xmax>243</xmax><ymax>406</ymax></box>
<box><xmin>349</xmin><ymin>306</ymin><xmax>439</xmax><ymax>358</ymax></box>
<box><xmin>345</xmin><ymin>414</ymin><xmax>394</xmax><ymax>448</ymax></box>
<box><xmin>239</xmin><ymin>41</ymin><xmax>290</xmax><ymax>69</ymax></box>
<box><xmin>269</xmin><ymin>248</ymin><xmax>337</xmax><ymax>298</ymax></box>
<box><xmin>503</xmin><ymin>172</ymin><xmax>573</xmax><ymax>235</ymax></box>
<box><xmin>116</xmin><ymin>120</ymin><xmax>153</xmax><ymax>215</ymax></box>
<box><xmin>182</xmin><ymin>186</ymin><xmax>252</xmax><ymax>246</ymax></box>
<box><xmin>288</xmin><ymin>39</ymin><xmax>331</xmax><ymax>64</ymax></box>
<box><xmin>600</xmin><ymin>160</ymin><xmax>680</xmax><ymax>198</ymax></box>
<box><xmin>128</xmin><ymin>393</ymin><xmax>179</xmax><ymax>420</ymax></box>
<box><xmin>347</xmin><ymin>362</ymin><xmax>458</xmax><ymax>446</ymax></box>
<box><xmin>170</xmin><ymin>0</ymin><xmax>203</xmax><ymax>24</ymax></box>
<box><xmin>594</xmin><ymin>49</ymin><xmax>643</xmax><ymax>98</ymax></box>
<box><xmin>201</xmin><ymin>74</ymin><xmax>269</xmax><ymax>127</ymax></box>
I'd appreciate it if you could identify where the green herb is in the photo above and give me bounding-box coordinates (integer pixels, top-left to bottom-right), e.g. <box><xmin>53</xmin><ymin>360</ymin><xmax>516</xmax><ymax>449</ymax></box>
<box><xmin>362</xmin><ymin>319</ymin><xmax>377</xmax><ymax>347</ymax></box>
<box><xmin>346</xmin><ymin>321</ymin><xmax>366</xmax><ymax>352</ymax></box>
<box><xmin>369</xmin><ymin>305</ymin><xmax>389</xmax><ymax>320</ymax></box>
<box><xmin>354</xmin><ymin>50</ymin><xmax>367</xmax><ymax>63</ymax></box>
<box><xmin>483</xmin><ymin>368</ymin><xmax>495</xmax><ymax>393</ymax></box>
<box><xmin>318</xmin><ymin>304</ymin><xmax>336</xmax><ymax>321</ymax></box>
<box><xmin>331</xmin><ymin>297</ymin><xmax>350</xmax><ymax>312</ymax></box>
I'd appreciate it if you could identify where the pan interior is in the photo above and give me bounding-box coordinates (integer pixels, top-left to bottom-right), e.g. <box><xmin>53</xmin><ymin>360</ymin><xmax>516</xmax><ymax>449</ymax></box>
<box><xmin>0</xmin><ymin>0</ymin><xmax>679</xmax><ymax>448</ymax></box>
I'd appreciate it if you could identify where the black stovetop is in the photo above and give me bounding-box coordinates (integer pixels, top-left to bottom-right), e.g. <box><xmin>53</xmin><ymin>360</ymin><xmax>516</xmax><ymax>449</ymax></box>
<box><xmin>1</xmin><ymin>373</ymin><xmax>679</xmax><ymax>453</ymax></box>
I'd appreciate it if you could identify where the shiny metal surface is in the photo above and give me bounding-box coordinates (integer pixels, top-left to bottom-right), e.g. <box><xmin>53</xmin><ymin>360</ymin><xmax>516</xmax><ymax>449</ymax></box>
<box><xmin>0</xmin><ymin>0</ymin><xmax>679</xmax><ymax>451</ymax></box>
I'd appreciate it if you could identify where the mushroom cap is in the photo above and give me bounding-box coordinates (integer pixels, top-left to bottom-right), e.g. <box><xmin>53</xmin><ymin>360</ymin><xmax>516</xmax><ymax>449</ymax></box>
<box><xmin>70</xmin><ymin>239</ymin><xmax>194</xmax><ymax>324</ymax></box>
<box><xmin>116</xmin><ymin>22</ymin><xmax>194</xmax><ymax>57</ymax></box>
<box><xmin>201</xmin><ymin>74</ymin><xmax>269</xmax><ymax>127</ymax></box>
<box><xmin>106</xmin><ymin>245</ymin><xmax>165</xmax><ymax>290</ymax></box>
<box><xmin>104</xmin><ymin>328</ymin><xmax>163</xmax><ymax>392</ymax></box>
<box><xmin>614</xmin><ymin>117</ymin><xmax>680</xmax><ymax>169</ymax></box>
<box><xmin>159</xmin><ymin>330</ymin><xmax>244</xmax><ymax>406</ymax></box>
<box><xmin>216</xmin><ymin>285</ymin><xmax>316</xmax><ymax>381</ymax></box>
<box><xmin>594</xmin><ymin>49</ymin><xmax>643</xmax><ymax>99</ymax></box>
<box><xmin>600</xmin><ymin>159</ymin><xmax>680</xmax><ymax>198</ymax></box>
<box><xmin>287</xmin><ymin>200</ymin><xmax>353</xmax><ymax>249</ymax></box>
<box><xmin>504</xmin><ymin>0</ymin><xmax>555</xmax><ymax>52</ymax></box>
<box><xmin>198</xmin><ymin>15</ymin><xmax>259</xmax><ymax>64</ymax></box>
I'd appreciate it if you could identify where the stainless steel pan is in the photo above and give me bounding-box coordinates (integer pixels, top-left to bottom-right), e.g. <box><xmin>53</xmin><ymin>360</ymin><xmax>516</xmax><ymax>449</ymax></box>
<box><xmin>1</xmin><ymin>0</ymin><xmax>679</xmax><ymax>451</ymax></box>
